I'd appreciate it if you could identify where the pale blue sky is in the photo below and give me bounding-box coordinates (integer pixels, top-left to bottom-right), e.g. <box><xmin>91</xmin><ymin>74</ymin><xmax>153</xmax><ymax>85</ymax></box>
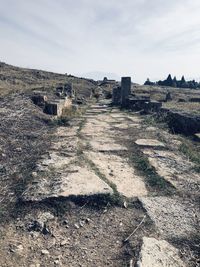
<box><xmin>1</xmin><ymin>0</ymin><xmax>200</xmax><ymax>83</ymax></box>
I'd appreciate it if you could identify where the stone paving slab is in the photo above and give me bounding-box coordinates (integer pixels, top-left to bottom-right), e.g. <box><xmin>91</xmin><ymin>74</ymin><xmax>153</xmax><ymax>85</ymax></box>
<box><xmin>37</xmin><ymin>152</ymin><xmax>75</xmax><ymax>171</ymax></box>
<box><xmin>110</xmin><ymin>113</ymin><xmax>143</xmax><ymax>123</ymax></box>
<box><xmin>136</xmin><ymin>237</ymin><xmax>186</xmax><ymax>267</ymax></box>
<box><xmin>143</xmin><ymin>149</ymin><xmax>200</xmax><ymax>194</ymax></box>
<box><xmin>135</xmin><ymin>139</ymin><xmax>165</xmax><ymax>148</ymax></box>
<box><xmin>145</xmin><ymin>126</ymin><xmax>158</xmax><ymax>131</ymax></box>
<box><xmin>139</xmin><ymin>196</ymin><xmax>198</xmax><ymax>238</ymax></box>
<box><xmin>85</xmin><ymin>152</ymin><xmax>147</xmax><ymax>198</ymax></box>
<box><xmin>114</xmin><ymin>122</ymin><xmax>141</xmax><ymax>130</ymax></box>
<box><xmin>89</xmin><ymin>138</ymin><xmax>128</xmax><ymax>152</ymax></box>
<box><xmin>23</xmin><ymin>166</ymin><xmax>113</xmax><ymax>202</ymax></box>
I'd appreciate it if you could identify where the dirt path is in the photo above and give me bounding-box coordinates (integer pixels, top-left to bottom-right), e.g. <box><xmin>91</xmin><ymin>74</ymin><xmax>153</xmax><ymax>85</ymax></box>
<box><xmin>0</xmin><ymin>100</ymin><xmax>199</xmax><ymax>267</ymax></box>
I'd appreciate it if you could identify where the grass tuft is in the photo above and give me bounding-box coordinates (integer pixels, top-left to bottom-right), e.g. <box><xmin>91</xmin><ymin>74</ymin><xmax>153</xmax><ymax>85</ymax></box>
<box><xmin>129</xmin><ymin>149</ymin><xmax>175</xmax><ymax>194</ymax></box>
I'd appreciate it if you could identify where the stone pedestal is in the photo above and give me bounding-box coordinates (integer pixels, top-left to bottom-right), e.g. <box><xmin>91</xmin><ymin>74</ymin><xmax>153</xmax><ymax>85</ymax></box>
<box><xmin>121</xmin><ymin>77</ymin><xmax>131</xmax><ymax>107</ymax></box>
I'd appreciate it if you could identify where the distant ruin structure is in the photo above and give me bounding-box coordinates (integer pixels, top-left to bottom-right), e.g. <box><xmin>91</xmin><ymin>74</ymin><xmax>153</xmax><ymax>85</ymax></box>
<box><xmin>112</xmin><ymin>76</ymin><xmax>162</xmax><ymax>113</ymax></box>
<box><xmin>44</xmin><ymin>98</ymin><xmax>72</xmax><ymax>116</ymax></box>
<box><xmin>31</xmin><ymin>83</ymin><xmax>73</xmax><ymax>117</ymax></box>
<box><xmin>56</xmin><ymin>83</ymin><xmax>74</xmax><ymax>98</ymax></box>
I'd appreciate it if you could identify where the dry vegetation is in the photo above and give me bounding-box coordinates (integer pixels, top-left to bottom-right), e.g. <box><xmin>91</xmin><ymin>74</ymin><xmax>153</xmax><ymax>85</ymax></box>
<box><xmin>134</xmin><ymin>84</ymin><xmax>200</xmax><ymax>114</ymax></box>
<box><xmin>0</xmin><ymin>62</ymin><xmax>96</xmax><ymax>98</ymax></box>
<box><xmin>163</xmin><ymin>101</ymin><xmax>200</xmax><ymax>114</ymax></box>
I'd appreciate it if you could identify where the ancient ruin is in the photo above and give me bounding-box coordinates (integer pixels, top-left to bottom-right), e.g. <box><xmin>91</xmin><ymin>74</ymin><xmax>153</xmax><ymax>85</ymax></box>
<box><xmin>112</xmin><ymin>76</ymin><xmax>162</xmax><ymax>113</ymax></box>
<box><xmin>31</xmin><ymin>84</ymin><xmax>73</xmax><ymax>116</ymax></box>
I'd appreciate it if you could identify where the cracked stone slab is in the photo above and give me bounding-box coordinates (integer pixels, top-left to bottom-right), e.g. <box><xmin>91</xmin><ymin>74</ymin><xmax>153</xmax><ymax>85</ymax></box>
<box><xmin>136</xmin><ymin>237</ymin><xmax>186</xmax><ymax>267</ymax></box>
<box><xmin>89</xmin><ymin>138</ymin><xmax>127</xmax><ymax>152</ymax></box>
<box><xmin>81</xmin><ymin>122</ymin><xmax>112</xmax><ymax>135</ymax></box>
<box><xmin>81</xmin><ymin>128</ymin><xmax>112</xmax><ymax>137</ymax></box>
<box><xmin>143</xmin><ymin>149</ymin><xmax>200</xmax><ymax>194</ymax></box>
<box><xmin>139</xmin><ymin>196</ymin><xmax>197</xmax><ymax>238</ymax></box>
<box><xmin>93</xmin><ymin>114</ymin><xmax>116</xmax><ymax>122</ymax></box>
<box><xmin>135</xmin><ymin>139</ymin><xmax>165</xmax><ymax>148</ymax></box>
<box><xmin>114</xmin><ymin>123</ymin><xmax>141</xmax><ymax>130</ymax></box>
<box><xmin>37</xmin><ymin>152</ymin><xmax>75</xmax><ymax>171</ymax></box>
<box><xmin>111</xmin><ymin>113</ymin><xmax>143</xmax><ymax>123</ymax></box>
<box><xmin>110</xmin><ymin>113</ymin><xmax>128</xmax><ymax>118</ymax></box>
<box><xmin>22</xmin><ymin>166</ymin><xmax>113</xmax><ymax>202</ymax></box>
<box><xmin>85</xmin><ymin>152</ymin><xmax>147</xmax><ymax>198</ymax></box>
<box><xmin>146</xmin><ymin>126</ymin><xmax>158</xmax><ymax>131</ymax></box>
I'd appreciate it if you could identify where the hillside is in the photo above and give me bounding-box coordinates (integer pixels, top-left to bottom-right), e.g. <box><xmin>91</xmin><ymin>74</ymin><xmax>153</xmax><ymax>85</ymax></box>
<box><xmin>0</xmin><ymin>62</ymin><xmax>97</xmax><ymax>98</ymax></box>
<box><xmin>0</xmin><ymin>63</ymin><xmax>199</xmax><ymax>267</ymax></box>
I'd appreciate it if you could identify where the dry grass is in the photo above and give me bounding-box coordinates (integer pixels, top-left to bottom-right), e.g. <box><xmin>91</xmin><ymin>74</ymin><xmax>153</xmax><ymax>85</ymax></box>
<box><xmin>0</xmin><ymin>62</ymin><xmax>96</xmax><ymax>98</ymax></box>
<box><xmin>134</xmin><ymin>85</ymin><xmax>200</xmax><ymax>103</ymax></box>
<box><xmin>163</xmin><ymin>101</ymin><xmax>200</xmax><ymax>114</ymax></box>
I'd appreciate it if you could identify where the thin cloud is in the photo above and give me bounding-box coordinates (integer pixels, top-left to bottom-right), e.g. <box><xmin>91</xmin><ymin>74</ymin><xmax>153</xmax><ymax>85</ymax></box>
<box><xmin>0</xmin><ymin>0</ymin><xmax>200</xmax><ymax>83</ymax></box>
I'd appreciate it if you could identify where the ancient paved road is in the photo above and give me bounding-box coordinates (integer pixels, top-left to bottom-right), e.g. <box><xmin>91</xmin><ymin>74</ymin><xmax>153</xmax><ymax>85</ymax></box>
<box><xmin>22</xmin><ymin>100</ymin><xmax>199</xmax><ymax>266</ymax></box>
<box><xmin>23</xmin><ymin>101</ymin><xmax>148</xmax><ymax>201</ymax></box>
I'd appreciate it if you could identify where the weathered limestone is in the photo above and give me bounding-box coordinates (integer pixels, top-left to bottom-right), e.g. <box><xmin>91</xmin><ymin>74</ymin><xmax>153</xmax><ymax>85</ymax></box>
<box><xmin>31</xmin><ymin>92</ymin><xmax>47</xmax><ymax>108</ymax></box>
<box><xmin>135</xmin><ymin>139</ymin><xmax>165</xmax><ymax>148</ymax></box>
<box><xmin>37</xmin><ymin>151</ymin><xmax>75</xmax><ymax>171</ymax></box>
<box><xmin>137</xmin><ymin>237</ymin><xmax>186</xmax><ymax>267</ymax></box>
<box><xmin>146</xmin><ymin>126</ymin><xmax>157</xmax><ymax>131</ymax></box>
<box><xmin>139</xmin><ymin>197</ymin><xmax>197</xmax><ymax>238</ymax></box>
<box><xmin>114</xmin><ymin>122</ymin><xmax>141</xmax><ymax>130</ymax></box>
<box><xmin>85</xmin><ymin>152</ymin><xmax>147</xmax><ymax>198</ymax></box>
<box><xmin>23</xmin><ymin>166</ymin><xmax>113</xmax><ymax>202</ymax></box>
<box><xmin>143</xmin><ymin>149</ymin><xmax>200</xmax><ymax>194</ymax></box>
<box><xmin>44</xmin><ymin>98</ymin><xmax>72</xmax><ymax>116</ymax></box>
<box><xmin>121</xmin><ymin>77</ymin><xmax>131</xmax><ymax>107</ymax></box>
<box><xmin>31</xmin><ymin>91</ymin><xmax>72</xmax><ymax>117</ymax></box>
<box><xmin>89</xmin><ymin>137</ymin><xmax>128</xmax><ymax>152</ymax></box>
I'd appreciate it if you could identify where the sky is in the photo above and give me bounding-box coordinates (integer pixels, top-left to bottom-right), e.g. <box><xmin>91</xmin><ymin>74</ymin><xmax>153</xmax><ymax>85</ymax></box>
<box><xmin>1</xmin><ymin>0</ymin><xmax>200</xmax><ymax>83</ymax></box>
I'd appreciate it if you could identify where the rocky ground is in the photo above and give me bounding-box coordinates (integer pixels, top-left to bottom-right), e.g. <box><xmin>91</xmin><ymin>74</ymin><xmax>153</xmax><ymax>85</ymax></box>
<box><xmin>0</xmin><ymin>96</ymin><xmax>199</xmax><ymax>267</ymax></box>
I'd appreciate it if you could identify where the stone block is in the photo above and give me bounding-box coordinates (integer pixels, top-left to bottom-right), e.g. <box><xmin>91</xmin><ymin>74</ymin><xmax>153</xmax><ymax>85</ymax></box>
<box><xmin>32</xmin><ymin>93</ymin><xmax>48</xmax><ymax>108</ymax></box>
<box><xmin>44</xmin><ymin>98</ymin><xmax>72</xmax><ymax>116</ymax></box>
<box><xmin>44</xmin><ymin>102</ymin><xmax>63</xmax><ymax>116</ymax></box>
<box><xmin>144</xmin><ymin>101</ymin><xmax>162</xmax><ymax>113</ymax></box>
<box><xmin>121</xmin><ymin>77</ymin><xmax>131</xmax><ymax>107</ymax></box>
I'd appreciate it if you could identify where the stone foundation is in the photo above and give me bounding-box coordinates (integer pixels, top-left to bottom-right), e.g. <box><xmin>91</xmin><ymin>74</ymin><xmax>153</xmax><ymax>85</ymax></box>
<box><xmin>44</xmin><ymin>98</ymin><xmax>72</xmax><ymax>116</ymax></box>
